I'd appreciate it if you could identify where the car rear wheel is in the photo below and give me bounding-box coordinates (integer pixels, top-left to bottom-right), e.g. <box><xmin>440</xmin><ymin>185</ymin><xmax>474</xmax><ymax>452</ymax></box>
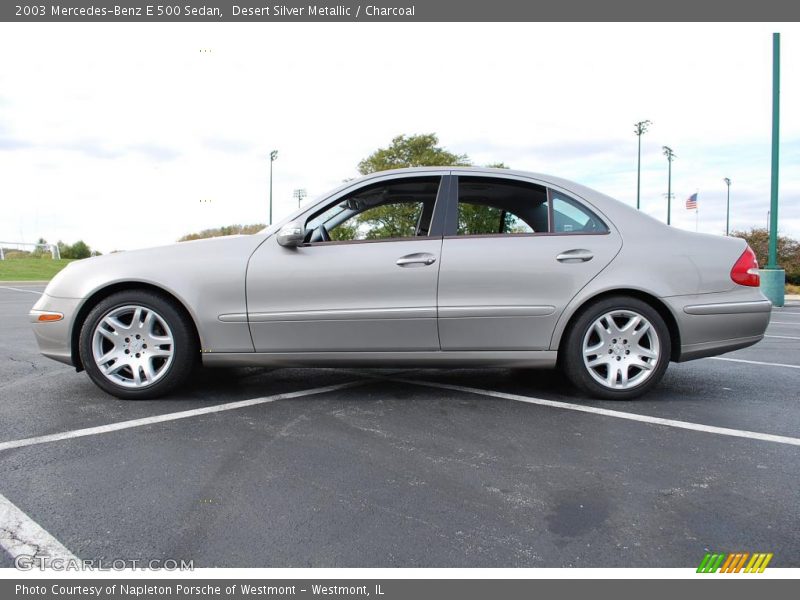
<box><xmin>79</xmin><ymin>290</ymin><xmax>198</xmax><ymax>399</ymax></box>
<box><xmin>561</xmin><ymin>296</ymin><xmax>670</xmax><ymax>400</ymax></box>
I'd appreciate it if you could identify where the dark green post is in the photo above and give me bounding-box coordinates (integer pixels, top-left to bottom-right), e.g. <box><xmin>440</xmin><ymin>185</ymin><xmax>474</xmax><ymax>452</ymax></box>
<box><xmin>760</xmin><ymin>33</ymin><xmax>785</xmax><ymax>306</ymax></box>
<box><xmin>768</xmin><ymin>33</ymin><xmax>780</xmax><ymax>268</ymax></box>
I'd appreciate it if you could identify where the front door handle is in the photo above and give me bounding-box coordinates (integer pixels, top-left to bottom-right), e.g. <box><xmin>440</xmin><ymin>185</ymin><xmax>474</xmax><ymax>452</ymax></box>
<box><xmin>396</xmin><ymin>252</ymin><xmax>437</xmax><ymax>267</ymax></box>
<box><xmin>556</xmin><ymin>249</ymin><xmax>594</xmax><ymax>263</ymax></box>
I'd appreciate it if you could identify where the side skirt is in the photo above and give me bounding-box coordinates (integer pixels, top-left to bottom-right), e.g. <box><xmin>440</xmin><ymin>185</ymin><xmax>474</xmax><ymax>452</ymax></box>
<box><xmin>201</xmin><ymin>350</ymin><xmax>559</xmax><ymax>369</ymax></box>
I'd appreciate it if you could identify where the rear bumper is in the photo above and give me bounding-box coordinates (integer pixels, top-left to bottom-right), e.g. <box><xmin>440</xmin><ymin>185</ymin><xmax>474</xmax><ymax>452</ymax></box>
<box><xmin>29</xmin><ymin>294</ymin><xmax>82</xmax><ymax>367</ymax></box>
<box><xmin>677</xmin><ymin>334</ymin><xmax>764</xmax><ymax>362</ymax></box>
<box><xmin>664</xmin><ymin>294</ymin><xmax>771</xmax><ymax>362</ymax></box>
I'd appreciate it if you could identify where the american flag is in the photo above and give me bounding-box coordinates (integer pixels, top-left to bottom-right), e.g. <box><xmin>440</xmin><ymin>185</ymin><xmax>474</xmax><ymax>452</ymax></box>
<box><xmin>686</xmin><ymin>193</ymin><xmax>698</xmax><ymax>210</ymax></box>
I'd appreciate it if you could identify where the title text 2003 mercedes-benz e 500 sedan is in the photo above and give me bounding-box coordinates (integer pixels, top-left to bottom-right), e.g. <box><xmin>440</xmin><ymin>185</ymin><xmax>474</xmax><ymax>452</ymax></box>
<box><xmin>30</xmin><ymin>167</ymin><xmax>771</xmax><ymax>400</ymax></box>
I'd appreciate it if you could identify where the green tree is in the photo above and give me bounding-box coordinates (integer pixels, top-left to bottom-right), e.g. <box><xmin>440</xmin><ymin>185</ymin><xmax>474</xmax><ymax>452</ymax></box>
<box><xmin>348</xmin><ymin>135</ymin><xmax>510</xmax><ymax>239</ymax></box>
<box><xmin>178</xmin><ymin>223</ymin><xmax>266</xmax><ymax>242</ymax></box>
<box><xmin>357</xmin><ymin>133</ymin><xmax>471</xmax><ymax>175</ymax></box>
<box><xmin>69</xmin><ymin>240</ymin><xmax>91</xmax><ymax>259</ymax></box>
<box><xmin>457</xmin><ymin>204</ymin><xmax>526</xmax><ymax>235</ymax></box>
<box><xmin>32</xmin><ymin>237</ymin><xmax>48</xmax><ymax>257</ymax></box>
<box><xmin>56</xmin><ymin>241</ymin><xmax>69</xmax><ymax>258</ymax></box>
<box><xmin>329</xmin><ymin>222</ymin><xmax>358</xmax><ymax>242</ymax></box>
<box><xmin>56</xmin><ymin>240</ymin><xmax>93</xmax><ymax>259</ymax></box>
<box><xmin>731</xmin><ymin>227</ymin><xmax>800</xmax><ymax>284</ymax></box>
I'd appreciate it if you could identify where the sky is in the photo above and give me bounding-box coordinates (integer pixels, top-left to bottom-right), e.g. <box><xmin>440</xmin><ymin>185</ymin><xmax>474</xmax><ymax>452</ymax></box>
<box><xmin>0</xmin><ymin>22</ymin><xmax>798</xmax><ymax>253</ymax></box>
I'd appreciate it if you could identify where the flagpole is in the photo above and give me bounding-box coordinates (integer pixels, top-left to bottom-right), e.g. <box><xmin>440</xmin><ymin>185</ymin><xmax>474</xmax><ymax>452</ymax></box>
<box><xmin>695</xmin><ymin>188</ymin><xmax>699</xmax><ymax>232</ymax></box>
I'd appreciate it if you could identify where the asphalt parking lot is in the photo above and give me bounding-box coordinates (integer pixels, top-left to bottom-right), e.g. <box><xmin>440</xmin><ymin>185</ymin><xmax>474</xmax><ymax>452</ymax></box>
<box><xmin>1</xmin><ymin>283</ymin><xmax>799</xmax><ymax>568</ymax></box>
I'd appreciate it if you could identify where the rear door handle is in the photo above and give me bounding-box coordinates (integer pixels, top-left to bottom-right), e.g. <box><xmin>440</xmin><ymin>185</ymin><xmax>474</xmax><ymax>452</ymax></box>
<box><xmin>556</xmin><ymin>249</ymin><xmax>594</xmax><ymax>263</ymax></box>
<box><xmin>396</xmin><ymin>252</ymin><xmax>437</xmax><ymax>267</ymax></box>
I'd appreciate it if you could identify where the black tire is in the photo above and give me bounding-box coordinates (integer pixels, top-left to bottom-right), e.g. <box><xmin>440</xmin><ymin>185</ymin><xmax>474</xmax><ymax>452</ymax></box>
<box><xmin>561</xmin><ymin>296</ymin><xmax>671</xmax><ymax>400</ymax></box>
<box><xmin>79</xmin><ymin>290</ymin><xmax>198</xmax><ymax>399</ymax></box>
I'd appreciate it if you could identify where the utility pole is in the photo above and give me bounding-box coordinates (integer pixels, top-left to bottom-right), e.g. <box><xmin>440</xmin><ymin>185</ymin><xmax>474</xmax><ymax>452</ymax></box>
<box><xmin>269</xmin><ymin>150</ymin><xmax>279</xmax><ymax>225</ymax></box>
<box><xmin>723</xmin><ymin>178</ymin><xmax>732</xmax><ymax>235</ymax></box>
<box><xmin>662</xmin><ymin>146</ymin><xmax>676</xmax><ymax>225</ymax></box>
<box><xmin>634</xmin><ymin>120</ymin><xmax>651</xmax><ymax>210</ymax></box>
<box><xmin>293</xmin><ymin>188</ymin><xmax>307</xmax><ymax>208</ymax></box>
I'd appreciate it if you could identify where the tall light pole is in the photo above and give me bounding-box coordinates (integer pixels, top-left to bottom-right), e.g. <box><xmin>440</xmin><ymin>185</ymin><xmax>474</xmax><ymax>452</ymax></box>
<box><xmin>634</xmin><ymin>120</ymin><xmax>651</xmax><ymax>210</ymax></box>
<box><xmin>269</xmin><ymin>150</ymin><xmax>279</xmax><ymax>225</ymax></box>
<box><xmin>723</xmin><ymin>177</ymin><xmax>732</xmax><ymax>235</ymax></box>
<box><xmin>767</xmin><ymin>33</ymin><xmax>780</xmax><ymax>271</ymax></box>
<box><xmin>662</xmin><ymin>146</ymin><xmax>676</xmax><ymax>225</ymax></box>
<box><xmin>761</xmin><ymin>32</ymin><xmax>784</xmax><ymax>307</ymax></box>
<box><xmin>293</xmin><ymin>188</ymin><xmax>307</xmax><ymax>208</ymax></box>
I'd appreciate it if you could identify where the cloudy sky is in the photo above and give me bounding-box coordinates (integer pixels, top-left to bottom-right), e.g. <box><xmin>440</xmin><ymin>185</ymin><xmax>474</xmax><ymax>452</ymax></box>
<box><xmin>0</xmin><ymin>22</ymin><xmax>798</xmax><ymax>252</ymax></box>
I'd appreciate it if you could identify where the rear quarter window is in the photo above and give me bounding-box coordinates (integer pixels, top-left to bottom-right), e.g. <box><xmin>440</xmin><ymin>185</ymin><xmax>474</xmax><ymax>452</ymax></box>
<box><xmin>549</xmin><ymin>191</ymin><xmax>608</xmax><ymax>234</ymax></box>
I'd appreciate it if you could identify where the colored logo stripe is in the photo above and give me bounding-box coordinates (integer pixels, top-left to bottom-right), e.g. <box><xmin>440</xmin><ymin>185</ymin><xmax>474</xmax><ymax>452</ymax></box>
<box><xmin>745</xmin><ymin>553</ymin><xmax>773</xmax><ymax>573</ymax></box>
<box><xmin>720</xmin><ymin>553</ymin><xmax>749</xmax><ymax>573</ymax></box>
<box><xmin>697</xmin><ymin>552</ymin><xmax>773</xmax><ymax>573</ymax></box>
<box><xmin>697</xmin><ymin>553</ymin><xmax>725</xmax><ymax>573</ymax></box>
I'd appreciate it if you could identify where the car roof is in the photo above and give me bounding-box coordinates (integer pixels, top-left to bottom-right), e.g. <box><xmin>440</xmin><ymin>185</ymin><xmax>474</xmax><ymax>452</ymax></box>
<box><xmin>362</xmin><ymin>165</ymin><xmax>564</xmax><ymax>183</ymax></box>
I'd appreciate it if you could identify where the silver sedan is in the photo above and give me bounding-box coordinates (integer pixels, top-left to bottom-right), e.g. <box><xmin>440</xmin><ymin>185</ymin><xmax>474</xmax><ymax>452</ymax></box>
<box><xmin>30</xmin><ymin>167</ymin><xmax>771</xmax><ymax>400</ymax></box>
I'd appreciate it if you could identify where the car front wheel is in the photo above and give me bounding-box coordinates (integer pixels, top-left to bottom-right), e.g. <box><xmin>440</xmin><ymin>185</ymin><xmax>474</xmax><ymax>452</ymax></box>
<box><xmin>79</xmin><ymin>290</ymin><xmax>198</xmax><ymax>399</ymax></box>
<box><xmin>562</xmin><ymin>296</ymin><xmax>671</xmax><ymax>400</ymax></box>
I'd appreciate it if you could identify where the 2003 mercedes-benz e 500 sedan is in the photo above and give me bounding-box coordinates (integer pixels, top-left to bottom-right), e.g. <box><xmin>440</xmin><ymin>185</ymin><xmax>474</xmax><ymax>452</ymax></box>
<box><xmin>30</xmin><ymin>167</ymin><xmax>771</xmax><ymax>400</ymax></box>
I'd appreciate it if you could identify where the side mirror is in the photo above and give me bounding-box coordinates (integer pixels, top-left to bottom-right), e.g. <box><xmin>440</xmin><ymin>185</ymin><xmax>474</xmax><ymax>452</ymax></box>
<box><xmin>276</xmin><ymin>221</ymin><xmax>306</xmax><ymax>247</ymax></box>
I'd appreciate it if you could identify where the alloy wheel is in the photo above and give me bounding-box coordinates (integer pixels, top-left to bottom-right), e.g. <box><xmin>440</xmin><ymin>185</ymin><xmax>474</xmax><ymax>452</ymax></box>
<box><xmin>91</xmin><ymin>305</ymin><xmax>175</xmax><ymax>388</ymax></box>
<box><xmin>581</xmin><ymin>310</ymin><xmax>660</xmax><ymax>390</ymax></box>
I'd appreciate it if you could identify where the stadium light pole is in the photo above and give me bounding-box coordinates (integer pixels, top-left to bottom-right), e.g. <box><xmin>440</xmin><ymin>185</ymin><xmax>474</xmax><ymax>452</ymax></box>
<box><xmin>634</xmin><ymin>120</ymin><xmax>651</xmax><ymax>210</ymax></box>
<box><xmin>723</xmin><ymin>178</ymin><xmax>732</xmax><ymax>236</ymax></box>
<box><xmin>662</xmin><ymin>146</ymin><xmax>676</xmax><ymax>225</ymax></box>
<box><xmin>269</xmin><ymin>150</ymin><xmax>278</xmax><ymax>225</ymax></box>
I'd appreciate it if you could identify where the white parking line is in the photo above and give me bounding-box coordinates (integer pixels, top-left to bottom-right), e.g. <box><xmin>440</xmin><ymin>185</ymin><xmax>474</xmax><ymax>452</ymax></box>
<box><xmin>0</xmin><ymin>286</ymin><xmax>43</xmax><ymax>295</ymax></box>
<box><xmin>0</xmin><ymin>492</ymin><xmax>77</xmax><ymax>562</ymax></box>
<box><xmin>709</xmin><ymin>356</ymin><xmax>800</xmax><ymax>370</ymax></box>
<box><xmin>0</xmin><ymin>380</ymin><xmax>368</xmax><ymax>453</ymax></box>
<box><xmin>769</xmin><ymin>321</ymin><xmax>799</xmax><ymax>326</ymax></box>
<box><xmin>393</xmin><ymin>377</ymin><xmax>800</xmax><ymax>447</ymax></box>
<box><xmin>764</xmin><ymin>334</ymin><xmax>800</xmax><ymax>341</ymax></box>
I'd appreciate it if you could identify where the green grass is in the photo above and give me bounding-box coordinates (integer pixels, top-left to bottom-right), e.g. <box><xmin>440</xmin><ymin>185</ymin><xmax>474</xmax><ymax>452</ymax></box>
<box><xmin>0</xmin><ymin>257</ymin><xmax>76</xmax><ymax>281</ymax></box>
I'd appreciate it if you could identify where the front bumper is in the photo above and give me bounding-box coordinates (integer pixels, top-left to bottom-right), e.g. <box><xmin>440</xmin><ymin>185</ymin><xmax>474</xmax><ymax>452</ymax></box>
<box><xmin>29</xmin><ymin>294</ymin><xmax>83</xmax><ymax>366</ymax></box>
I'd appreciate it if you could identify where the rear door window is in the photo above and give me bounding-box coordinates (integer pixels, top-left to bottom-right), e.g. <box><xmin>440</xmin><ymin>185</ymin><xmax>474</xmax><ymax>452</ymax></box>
<box><xmin>455</xmin><ymin>177</ymin><xmax>549</xmax><ymax>236</ymax></box>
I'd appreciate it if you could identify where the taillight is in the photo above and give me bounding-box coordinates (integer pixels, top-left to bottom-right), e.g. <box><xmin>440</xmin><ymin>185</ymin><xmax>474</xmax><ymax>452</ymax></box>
<box><xmin>730</xmin><ymin>246</ymin><xmax>760</xmax><ymax>287</ymax></box>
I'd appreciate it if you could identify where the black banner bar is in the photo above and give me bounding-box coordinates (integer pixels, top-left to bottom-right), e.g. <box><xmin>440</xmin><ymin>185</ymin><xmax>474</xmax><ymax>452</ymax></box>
<box><xmin>2</xmin><ymin>0</ymin><xmax>800</xmax><ymax>22</ymax></box>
